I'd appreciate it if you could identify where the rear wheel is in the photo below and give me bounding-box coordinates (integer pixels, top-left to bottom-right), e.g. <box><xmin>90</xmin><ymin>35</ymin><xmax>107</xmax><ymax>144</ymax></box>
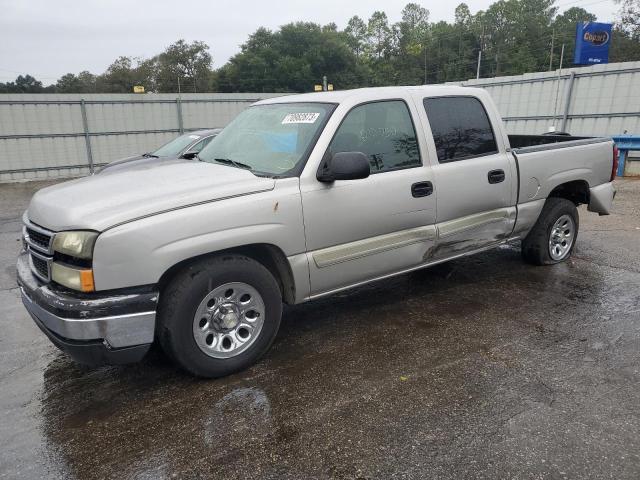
<box><xmin>521</xmin><ymin>197</ymin><xmax>579</xmax><ymax>265</ymax></box>
<box><xmin>158</xmin><ymin>255</ymin><xmax>282</xmax><ymax>378</ymax></box>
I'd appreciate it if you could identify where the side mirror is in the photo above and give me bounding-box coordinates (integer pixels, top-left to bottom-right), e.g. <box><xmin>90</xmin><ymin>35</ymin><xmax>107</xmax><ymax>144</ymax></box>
<box><xmin>181</xmin><ymin>152</ymin><xmax>198</xmax><ymax>160</ymax></box>
<box><xmin>317</xmin><ymin>152</ymin><xmax>370</xmax><ymax>182</ymax></box>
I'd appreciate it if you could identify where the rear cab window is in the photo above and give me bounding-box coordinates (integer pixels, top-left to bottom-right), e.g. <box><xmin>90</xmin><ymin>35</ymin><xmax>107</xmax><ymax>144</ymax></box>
<box><xmin>423</xmin><ymin>96</ymin><xmax>498</xmax><ymax>163</ymax></box>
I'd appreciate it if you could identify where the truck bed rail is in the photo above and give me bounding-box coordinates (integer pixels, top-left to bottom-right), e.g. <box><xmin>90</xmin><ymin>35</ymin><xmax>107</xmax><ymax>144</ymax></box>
<box><xmin>510</xmin><ymin>136</ymin><xmax>611</xmax><ymax>154</ymax></box>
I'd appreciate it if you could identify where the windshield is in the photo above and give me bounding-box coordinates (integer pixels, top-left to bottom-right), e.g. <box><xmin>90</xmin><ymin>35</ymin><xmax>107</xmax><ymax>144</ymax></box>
<box><xmin>198</xmin><ymin>102</ymin><xmax>334</xmax><ymax>176</ymax></box>
<box><xmin>153</xmin><ymin>133</ymin><xmax>201</xmax><ymax>157</ymax></box>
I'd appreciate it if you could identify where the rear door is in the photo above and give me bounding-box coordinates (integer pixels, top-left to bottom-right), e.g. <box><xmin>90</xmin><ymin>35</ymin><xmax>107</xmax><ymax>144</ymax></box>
<box><xmin>417</xmin><ymin>95</ymin><xmax>517</xmax><ymax>258</ymax></box>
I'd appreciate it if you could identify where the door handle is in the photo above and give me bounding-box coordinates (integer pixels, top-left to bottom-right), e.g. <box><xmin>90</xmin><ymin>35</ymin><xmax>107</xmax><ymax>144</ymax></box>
<box><xmin>488</xmin><ymin>169</ymin><xmax>506</xmax><ymax>184</ymax></box>
<box><xmin>411</xmin><ymin>181</ymin><xmax>433</xmax><ymax>198</ymax></box>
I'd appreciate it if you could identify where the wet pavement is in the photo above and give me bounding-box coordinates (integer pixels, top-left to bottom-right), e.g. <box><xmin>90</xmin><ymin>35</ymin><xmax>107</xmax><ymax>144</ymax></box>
<box><xmin>1</xmin><ymin>179</ymin><xmax>639</xmax><ymax>479</ymax></box>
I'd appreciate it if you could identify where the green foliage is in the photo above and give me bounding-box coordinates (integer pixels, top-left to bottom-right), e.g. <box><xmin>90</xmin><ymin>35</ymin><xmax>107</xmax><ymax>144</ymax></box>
<box><xmin>215</xmin><ymin>22</ymin><xmax>368</xmax><ymax>92</ymax></box>
<box><xmin>155</xmin><ymin>39</ymin><xmax>212</xmax><ymax>92</ymax></box>
<box><xmin>55</xmin><ymin>71</ymin><xmax>97</xmax><ymax>93</ymax></box>
<box><xmin>616</xmin><ymin>0</ymin><xmax>640</xmax><ymax>39</ymax></box>
<box><xmin>2</xmin><ymin>1</ymin><xmax>640</xmax><ymax>94</ymax></box>
<box><xmin>0</xmin><ymin>74</ymin><xmax>46</xmax><ymax>93</ymax></box>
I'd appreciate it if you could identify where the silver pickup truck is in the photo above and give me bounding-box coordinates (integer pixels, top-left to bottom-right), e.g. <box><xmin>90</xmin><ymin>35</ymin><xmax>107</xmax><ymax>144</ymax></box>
<box><xmin>17</xmin><ymin>86</ymin><xmax>617</xmax><ymax>377</ymax></box>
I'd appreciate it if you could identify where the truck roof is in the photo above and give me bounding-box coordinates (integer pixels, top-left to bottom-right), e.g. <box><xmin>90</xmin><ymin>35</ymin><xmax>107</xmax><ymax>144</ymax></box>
<box><xmin>255</xmin><ymin>85</ymin><xmax>482</xmax><ymax>105</ymax></box>
<box><xmin>188</xmin><ymin>128</ymin><xmax>223</xmax><ymax>137</ymax></box>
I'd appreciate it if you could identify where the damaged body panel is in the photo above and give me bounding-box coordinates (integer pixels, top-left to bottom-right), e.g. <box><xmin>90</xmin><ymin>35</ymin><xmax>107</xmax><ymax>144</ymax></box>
<box><xmin>17</xmin><ymin>252</ymin><xmax>157</xmax><ymax>364</ymax></box>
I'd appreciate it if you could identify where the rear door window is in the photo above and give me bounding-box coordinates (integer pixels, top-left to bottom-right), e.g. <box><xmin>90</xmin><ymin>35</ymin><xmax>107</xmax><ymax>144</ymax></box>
<box><xmin>423</xmin><ymin>97</ymin><xmax>498</xmax><ymax>163</ymax></box>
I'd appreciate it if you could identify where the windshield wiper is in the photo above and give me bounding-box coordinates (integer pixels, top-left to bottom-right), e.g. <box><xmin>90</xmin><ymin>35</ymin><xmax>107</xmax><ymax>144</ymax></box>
<box><xmin>142</xmin><ymin>152</ymin><xmax>159</xmax><ymax>158</ymax></box>
<box><xmin>212</xmin><ymin>158</ymin><xmax>253</xmax><ymax>171</ymax></box>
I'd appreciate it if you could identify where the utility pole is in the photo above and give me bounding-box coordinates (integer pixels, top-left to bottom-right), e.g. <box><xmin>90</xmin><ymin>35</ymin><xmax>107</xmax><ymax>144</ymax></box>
<box><xmin>424</xmin><ymin>46</ymin><xmax>427</xmax><ymax>84</ymax></box>
<box><xmin>476</xmin><ymin>25</ymin><xmax>484</xmax><ymax>80</ymax></box>
<box><xmin>177</xmin><ymin>76</ymin><xmax>181</xmax><ymax>96</ymax></box>
<box><xmin>549</xmin><ymin>29</ymin><xmax>555</xmax><ymax>71</ymax></box>
<box><xmin>551</xmin><ymin>43</ymin><xmax>566</xmax><ymax>130</ymax></box>
<box><xmin>322</xmin><ymin>75</ymin><xmax>328</xmax><ymax>92</ymax></box>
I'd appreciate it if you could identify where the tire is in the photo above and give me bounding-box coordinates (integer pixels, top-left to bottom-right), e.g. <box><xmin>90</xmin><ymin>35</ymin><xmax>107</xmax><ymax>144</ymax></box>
<box><xmin>521</xmin><ymin>197</ymin><xmax>579</xmax><ymax>266</ymax></box>
<box><xmin>157</xmin><ymin>254</ymin><xmax>282</xmax><ymax>378</ymax></box>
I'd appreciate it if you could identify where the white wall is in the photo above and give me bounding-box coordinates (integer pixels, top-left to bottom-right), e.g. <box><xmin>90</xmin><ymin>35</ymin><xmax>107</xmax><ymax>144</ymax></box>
<box><xmin>0</xmin><ymin>93</ymin><xmax>282</xmax><ymax>182</ymax></box>
<box><xmin>451</xmin><ymin>61</ymin><xmax>640</xmax><ymax>137</ymax></box>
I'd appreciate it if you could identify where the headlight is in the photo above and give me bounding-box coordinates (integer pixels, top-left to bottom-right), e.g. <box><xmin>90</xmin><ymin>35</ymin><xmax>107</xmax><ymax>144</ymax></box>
<box><xmin>51</xmin><ymin>263</ymin><xmax>94</xmax><ymax>292</ymax></box>
<box><xmin>52</xmin><ymin>231</ymin><xmax>98</xmax><ymax>259</ymax></box>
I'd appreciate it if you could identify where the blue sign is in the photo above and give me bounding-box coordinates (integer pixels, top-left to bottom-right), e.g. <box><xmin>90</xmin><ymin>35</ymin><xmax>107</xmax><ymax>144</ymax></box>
<box><xmin>574</xmin><ymin>22</ymin><xmax>612</xmax><ymax>65</ymax></box>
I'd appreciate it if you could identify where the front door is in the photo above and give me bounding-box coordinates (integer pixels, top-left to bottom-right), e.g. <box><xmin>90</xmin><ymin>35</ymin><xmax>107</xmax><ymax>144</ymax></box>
<box><xmin>300</xmin><ymin>99</ymin><xmax>437</xmax><ymax>297</ymax></box>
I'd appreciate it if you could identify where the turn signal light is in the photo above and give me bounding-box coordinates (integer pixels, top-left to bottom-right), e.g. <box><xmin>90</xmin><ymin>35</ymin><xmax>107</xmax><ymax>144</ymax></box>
<box><xmin>51</xmin><ymin>263</ymin><xmax>95</xmax><ymax>292</ymax></box>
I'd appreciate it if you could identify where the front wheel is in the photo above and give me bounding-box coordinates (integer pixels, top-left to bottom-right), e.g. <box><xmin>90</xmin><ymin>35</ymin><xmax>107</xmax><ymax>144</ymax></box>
<box><xmin>521</xmin><ymin>197</ymin><xmax>579</xmax><ymax>265</ymax></box>
<box><xmin>158</xmin><ymin>255</ymin><xmax>282</xmax><ymax>378</ymax></box>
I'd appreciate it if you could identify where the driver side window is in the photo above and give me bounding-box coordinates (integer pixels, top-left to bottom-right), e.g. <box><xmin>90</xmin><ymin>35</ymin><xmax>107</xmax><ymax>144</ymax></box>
<box><xmin>328</xmin><ymin>100</ymin><xmax>421</xmax><ymax>173</ymax></box>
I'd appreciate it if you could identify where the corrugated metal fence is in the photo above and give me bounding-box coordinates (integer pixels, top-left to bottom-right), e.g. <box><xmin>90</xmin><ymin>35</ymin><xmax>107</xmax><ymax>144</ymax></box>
<box><xmin>0</xmin><ymin>93</ymin><xmax>281</xmax><ymax>182</ymax></box>
<box><xmin>453</xmin><ymin>61</ymin><xmax>640</xmax><ymax>136</ymax></box>
<box><xmin>2</xmin><ymin>61</ymin><xmax>640</xmax><ymax>182</ymax></box>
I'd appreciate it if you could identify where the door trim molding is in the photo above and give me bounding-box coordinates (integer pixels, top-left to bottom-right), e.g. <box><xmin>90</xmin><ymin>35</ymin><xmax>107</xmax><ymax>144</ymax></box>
<box><xmin>311</xmin><ymin>225</ymin><xmax>437</xmax><ymax>268</ymax></box>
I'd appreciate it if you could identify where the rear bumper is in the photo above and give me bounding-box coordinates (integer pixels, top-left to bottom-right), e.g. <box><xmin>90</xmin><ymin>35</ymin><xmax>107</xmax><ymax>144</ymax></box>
<box><xmin>17</xmin><ymin>252</ymin><xmax>158</xmax><ymax>365</ymax></box>
<box><xmin>588</xmin><ymin>182</ymin><xmax>616</xmax><ymax>215</ymax></box>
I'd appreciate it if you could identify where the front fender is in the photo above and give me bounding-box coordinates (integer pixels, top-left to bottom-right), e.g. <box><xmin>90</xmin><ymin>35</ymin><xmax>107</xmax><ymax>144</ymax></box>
<box><xmin>92</xmin><ymin>179</ymin><xmax>306</xmax><ymax>291</ymax></box>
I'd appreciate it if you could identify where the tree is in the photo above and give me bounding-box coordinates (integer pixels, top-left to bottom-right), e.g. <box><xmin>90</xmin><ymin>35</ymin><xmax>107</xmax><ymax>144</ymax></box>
<box><xmin>155</xmin><ymin>39</ymin><xmax>212</xmax><ymax>93</ymax></box>
<box><xmin>345</xmin><ymin>16</ymin><xmax>368</xmax><ymax>58</ymax></box>
<box><xmin>389</xmin><ymin>3</ymin><xmax>431</xmax><ymax>84</ymax></box>
<box><xmin>399</xmin><ymin>3</ymin><xmax>429</xmax><ymax>54</ymax></box>
<box><xmin>217</xmin><ymin>22</ymin><xmax>367</xmax><ymax>93</ymax></box>
<box><xmin>56</xmin><ymin>71</ymin><xmax>97</xmax><ymax>93</ymax></box>
<box><xmin>0</xmin><ymin>75</ymin><xmax>47</xmax><ymax>93</ymax></box>
<box><xmin>480</xmin><ymin>0</ymin><xmax>557</xmax><ymax>76</ymax></box>
<box><xmin>610</xmin><ymin>27</ymin><xmax>640</xmax><ymax>61</ymax></box>
<box><xmin>616</xmin><ymin>0</ymin><xmax>640</xmax><ymax>38</ymax></box>
<box><xmin>455</xmin><ymin>3</ymin><xmax>472</xmax><ymax>26</ymax></box>
<box><xmin>0</xmin><ymin>74</ymin><xmax>44</xmax><ymax>93</ymax></box>
<box><xmin>368</xmin><ymin>11</ymin><xmax>392</xmax><ymax>59</ymax></box>
<box><xmin>96</xmin><ymin>56</ymin><xmax>138</xmax><ymax>93</ymax></box>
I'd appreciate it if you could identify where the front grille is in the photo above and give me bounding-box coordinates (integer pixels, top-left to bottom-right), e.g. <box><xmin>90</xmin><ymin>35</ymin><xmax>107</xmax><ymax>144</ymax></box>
<box><xmin>23</xmin><ymin>219</ymin><xmax>54</xmax><ymax>283</ymax></box>
<box><xmin>30</xmin><ymin>253</ymin><xmax>50</xmax><ymax>280</ymax></box>
<box><xmin>26</xmin><ymin>227</ymin><xmax>52</xmax><ymax>252</ymax></box>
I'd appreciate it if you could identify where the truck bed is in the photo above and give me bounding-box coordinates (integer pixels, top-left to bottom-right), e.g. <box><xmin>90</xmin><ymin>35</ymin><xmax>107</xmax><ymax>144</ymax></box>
<box><xmin>509</xmin><ymin>134</ymin><xmax>611</xmax><ymax>156</ymax></box>
<box><xmin>509</xmin><ymin>135</ymin><xmax>613</xmax><ymax>204</ymax></box>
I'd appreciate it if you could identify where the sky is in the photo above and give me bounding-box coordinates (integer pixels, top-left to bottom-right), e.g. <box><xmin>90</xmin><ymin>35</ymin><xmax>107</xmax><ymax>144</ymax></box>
<box><xmin>0</xmin><ymin>0</ymin><xmax>620</xmax><ymax>83</ymax></box>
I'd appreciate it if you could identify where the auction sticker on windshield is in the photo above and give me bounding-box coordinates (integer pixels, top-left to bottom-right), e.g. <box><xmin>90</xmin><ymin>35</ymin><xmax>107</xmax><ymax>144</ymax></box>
<box><xmin>282</xmin><ymin>112</ymin><xmax>320</xmax><ymax>124</ymax></box>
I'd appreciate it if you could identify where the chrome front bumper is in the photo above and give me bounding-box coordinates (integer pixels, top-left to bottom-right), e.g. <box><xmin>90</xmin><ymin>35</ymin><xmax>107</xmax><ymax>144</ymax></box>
<box><xmin>17</xmin><ymin>252</ymin><xmax>158</xmax><ymax>365</ymax></box>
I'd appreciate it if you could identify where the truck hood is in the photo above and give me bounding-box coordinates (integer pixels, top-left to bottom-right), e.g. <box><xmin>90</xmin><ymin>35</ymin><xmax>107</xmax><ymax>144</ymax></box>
<box><xmin>28</xmin><ymin>159</ymin><xmax>275</xmax><ymax>232</ymax></box>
